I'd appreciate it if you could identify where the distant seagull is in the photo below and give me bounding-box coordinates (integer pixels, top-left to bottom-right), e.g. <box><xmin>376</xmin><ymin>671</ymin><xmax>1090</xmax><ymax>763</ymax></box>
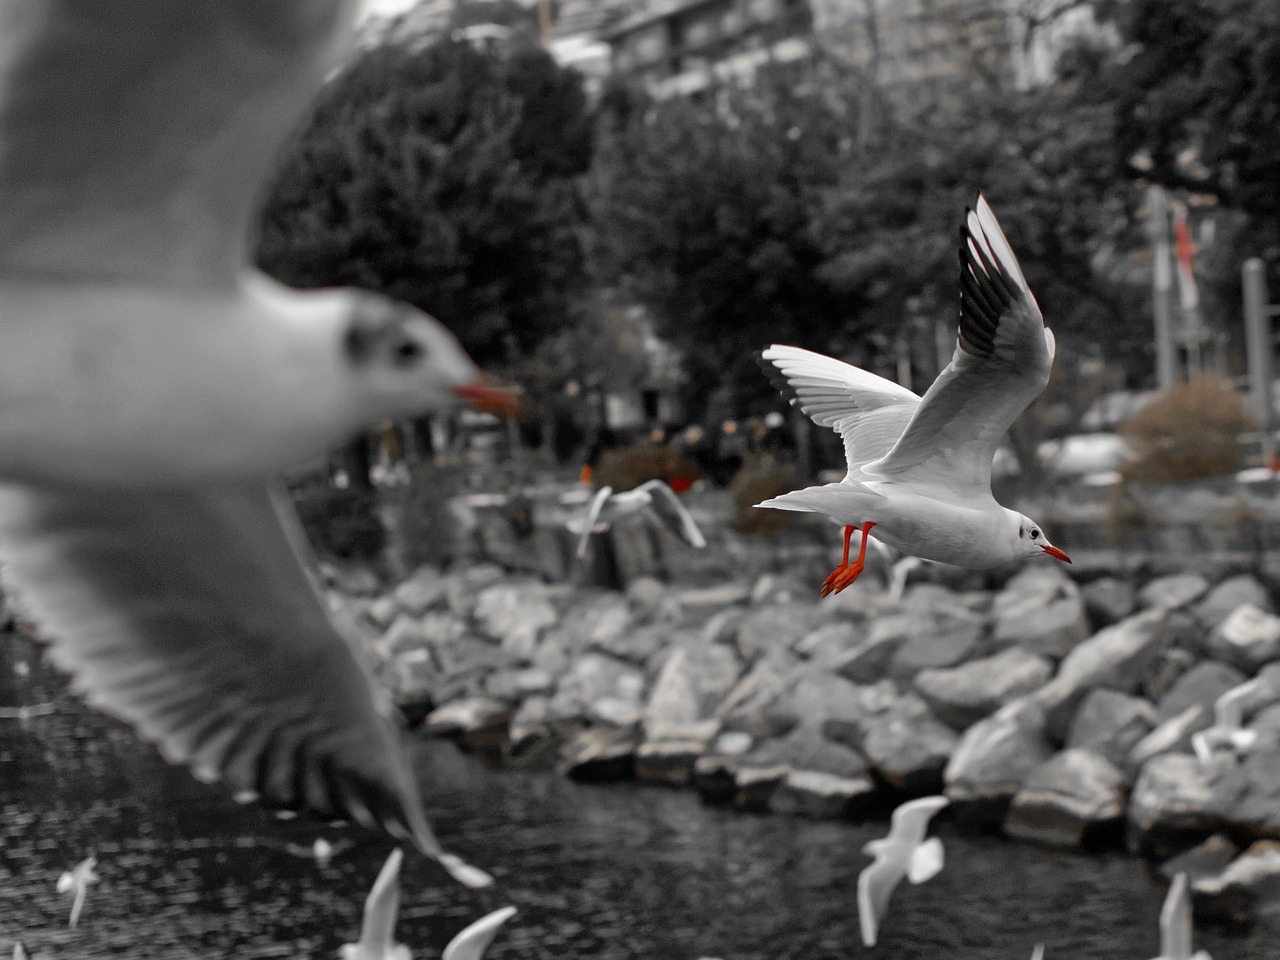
<box><xmin>1030</xmin><ymin>944</ymin><xmax>1045</xmax><ymax>960</ymax></box>
<box><xmin>567</xmin><ymin>480</ymin><xmax>707</xmax><ymax>560</ymax></box>
<box><xmin>756</xmin><ymin>197</ymin><xmax>1069</xmax><ymax>597</ymax></box>
<box><xmin>1151</xmin><ymin>873</ymin><xmax>1212</xmax><ymax>960</ymax></box>
<box><xmin>1192</xmin><ymin>678</ymin><xmax>1260</xmax><ymax>766</ymax></box>
<box><xmin>56</xmin><ymin>856</ymin><xmax>98</xmax><ymax>929</ymax></box>
<box><xmin>0</xmin><ymin>3</ymin><xmax>516</xmax><ymax>887</ymax></box>
<box><xmin>0</xmin><ymin>702</ymin><xmax>56</xmax><ymax>723</ymax></box>
<box><xmin>857</xmin><ymin>795</ymin><xmax>949</xmax><ymax>947</ymax></box>
<box><xmin>341</xmin><ymin>849</ymin><xmax>516</xmax><ymax>960</ymax></box>
<box><xmin>280</xmin><ymin>836</ymin><xmax>352</xmax><ymax>868</ymax></box>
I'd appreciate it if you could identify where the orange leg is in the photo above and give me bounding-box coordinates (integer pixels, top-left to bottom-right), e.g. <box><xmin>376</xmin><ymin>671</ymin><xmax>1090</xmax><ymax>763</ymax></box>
<box><xmin>821</xmin><ymin>521</ymin><xmax>877</xmax><ymax>598</ymax></box>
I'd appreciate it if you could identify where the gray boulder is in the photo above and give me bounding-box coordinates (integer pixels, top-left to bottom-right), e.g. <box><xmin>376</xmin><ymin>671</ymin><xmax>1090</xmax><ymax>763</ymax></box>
<box><xmin>635</xmin><ymin>720</ymin><xmax>721</xmax><ymax>786</ymax></box>
<box><xmin>857</xmin><ymin>694</ymin><xmax>959</xmax><ymax>793</ymax></box>
<box><xmin>1066</xmin><ymin>689</ymin><xmax>1157</xmax><ymax>768</ymax></box>
<box><xmin>731</xmin><ymin>728</ymin><xmax>875</xmax><ymax>817</ymax></box>
<box><xmin>1082</xmin><ymin>576</ymin><xmax>1136</xmax><ymax>628</ymax></box>
<box><xmin>1159</xmin><ymin>833</ymin><xmax>1239</xmax><ymax>886</ymax></box>
<box><xmin>1204</xmin><ymin>604</ymin><xmax>1280</xmax><ymax>672</ymax></box>
<box><xmin>992</xmin><ymin>566</ymin><xmax>1089</xmax><ymax>658</ymax></box>
<box><xmin>889</xmin><ymin>612</ymin><xmax>987</xmax><ymax>683</ymax></box>
<box><xmin>1032</xmin><ymin>609</ymin><xmax>1170</xmax><ymax>740</ymax></box>
<box><xmin>392</xmin><ymin>565</ymin><xmax>448</xmax><ymax>616</ymax></box>
<box><xmin>1004</xmin><ymin>748</ymin><xmax>1127</xmax><ymax>847</ymax></box>
<box><xmin>795</xmin><ymin>620</ymin><xmax>865</xmax><ymax>662</ymax></box>
<box><xmin>1193</xmin><ymin>574</ymin><xmax>1271</xmax><ymax>630</ymax></box>
<box><xmin>1138</xmin><ymin>573</ymin><xmax>1210</xmax><ymax>612</ymax></box>
<box><xmin>443</xmin><ymin>563</ymin><xmax>506</xmax><ymax>618</ymax></box>
<box><xmin>1191</xmin><ymin>840</ymin><xmax>1280</xmax><ymax>924</ymax></box>
<box><xmin>1127</xmin><ymin>753</ymin><xmax>1220</xmax><ymax>857</ymax></box>
<box><xmin>944</xmin><ymin>698</ymin><xmax>1054</xmax><ymax>826</ymax></box>
<box><xmin>734</xmin><ymin>603</ymin><xmax>829</xmax><ymax>660</ymax></box>
<box><xmin>644</xmin><ymin>641</ymin><xmax>742</xmax><ymax>735</ymax></box>
<box><xmin>473</xmin><ymin>581</ymin><xmax>559</xmax><ymax>657</ymax></box>
<box><xmin>546</xmin><ymin>652</ymin><xmax>646</xmax><ymax>726</ymax></box>
<box><xmin>1156</xmin><ymin>660</ymin><xmax>1248</xmax><ymax>724</ymax></box>
<box><xmin>558</xmin><ymin>725</ymin><xmax>638</xmax><ymax>781</ymax></box>
<box><xmin>915</xmin><ymin>647</ymin><xmax>1053</xmax><ymax>730</ymax></box>
<box><xmin>1126</xmin><ymin>705</ymin><xmax>1205</xmax><ymax>773</ymax></box>
<box><xmin>1210</xmin><ymin>752</ymin><xmax>1280</xmax><ymax>839</ymax></box>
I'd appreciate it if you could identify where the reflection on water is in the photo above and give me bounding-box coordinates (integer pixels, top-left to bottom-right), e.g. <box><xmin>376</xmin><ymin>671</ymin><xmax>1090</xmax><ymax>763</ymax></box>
<box><xmin>1</xmin><ymin>694</ymin><xmax>1275</xmax><ymax>959</ymax></box>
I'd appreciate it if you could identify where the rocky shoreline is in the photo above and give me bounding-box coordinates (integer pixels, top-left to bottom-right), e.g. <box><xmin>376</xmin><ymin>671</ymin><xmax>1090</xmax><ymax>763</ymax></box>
<box><xmin>326</xmin><ymin>539</ymin><xmax>1280</xmax><ymax>926</ymax></box>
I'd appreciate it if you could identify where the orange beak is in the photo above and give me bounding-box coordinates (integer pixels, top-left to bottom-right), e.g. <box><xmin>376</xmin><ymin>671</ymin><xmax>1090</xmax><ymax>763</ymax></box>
<box><xmin>1041</xmin><ymin>544</ymin><xmax>1071</xmax><ymax>564</ymax></box>
<box><xmin>453</xmin><ymin>380</ymin><xmax>523</xmax><ymax>418</ymax></box>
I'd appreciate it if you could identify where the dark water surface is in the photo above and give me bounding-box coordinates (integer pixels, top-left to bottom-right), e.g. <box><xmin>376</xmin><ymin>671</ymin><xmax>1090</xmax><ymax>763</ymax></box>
<box><xmin>2</xmin><ymin>691</ymin><xmax>1276</xmax><ymax>959</ymax></box>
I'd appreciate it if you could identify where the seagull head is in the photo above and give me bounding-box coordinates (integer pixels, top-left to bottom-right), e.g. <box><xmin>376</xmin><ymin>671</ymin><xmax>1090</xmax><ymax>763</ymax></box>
<box><xmin>1007</xmin><ymin>511</ymin><xmax>1070</xmax><ymax>565</ymax></box>
<box><xmin>344</xmin><ymin>292</ymin><xmax>520</xmax><ymax>420</ymax></box>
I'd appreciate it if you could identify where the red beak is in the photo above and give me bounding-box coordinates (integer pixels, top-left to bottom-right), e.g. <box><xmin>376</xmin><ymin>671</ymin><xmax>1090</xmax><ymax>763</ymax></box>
<box><xmin>453</xmin><ymin>380</ymin><xmax>523</xmax><ymax>418</ymax></box>
<box><xmin>1041</xmin><ymin>544</ymin><xmax>1071</xmax><ymax>564</ymax></box>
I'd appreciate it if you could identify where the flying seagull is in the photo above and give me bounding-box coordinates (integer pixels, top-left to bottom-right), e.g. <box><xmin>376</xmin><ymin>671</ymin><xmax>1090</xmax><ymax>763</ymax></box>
<box><xmin>757</xmin><ymin>196</ymin><xmax>1069</xmax><ymax>596</ymax></box>
<box><xmin>567</xmin><ymin>480</ymin><xmax>707</xmax><ymax>560</ymax></box>
<box><xmin>1151</xmin><ymin>873</ymin><xmax>1212</xmax><ymax>960</ymax></box>
<box><xmin>0</xmin><ymin>2</ymin><xmax>515</xmax><ymax>886</ymax></box>
<box><xmin>1191</xmin><ymin>678</ymin><xmax>1260</xmax><ymax>766</ymax></box>
<box><xmin>857</xmin><ymin>794</ymin><xmax>949</xmax><ymax>947</ymax></box>
<box><xmin>56</xmin><ymin>856</ymin><xmax>99</xmax><ymax>929</ymax></box>
<box><xmin>341</xmin><ymin>848</ymin><xmax>516</xmax><ymax>960</ymax></box>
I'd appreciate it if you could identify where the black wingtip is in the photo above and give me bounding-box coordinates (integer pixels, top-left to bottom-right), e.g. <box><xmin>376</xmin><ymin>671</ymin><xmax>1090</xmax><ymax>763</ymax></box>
<box><xmin>757</xmin><ymin>350</ymin><xmax>799</xmax><ymax>407</ymax></box>
<box><xmin>957</xmin><ymin>213</ymin><xmax>1018</xmax><ymax>360</ymax></box>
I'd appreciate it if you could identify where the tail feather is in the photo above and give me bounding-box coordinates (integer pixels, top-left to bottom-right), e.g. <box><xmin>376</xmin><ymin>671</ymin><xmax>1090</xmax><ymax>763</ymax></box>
<box><xmin>755</xmin><ymin>481</ymin><xmax>882</xmax><ymax>514</ymax></box>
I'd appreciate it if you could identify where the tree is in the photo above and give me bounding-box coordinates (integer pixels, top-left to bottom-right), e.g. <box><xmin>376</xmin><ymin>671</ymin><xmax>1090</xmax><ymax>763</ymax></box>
<box><xmin>256</xmin><ymin>37</ymin><xmax>593</xmax><ymax>368</ymax></box>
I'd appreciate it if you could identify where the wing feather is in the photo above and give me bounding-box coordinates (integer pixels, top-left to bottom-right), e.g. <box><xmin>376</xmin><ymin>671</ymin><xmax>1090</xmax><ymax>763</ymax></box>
<box><xmin>865</xmin><ymin>196</ymin><xmax>1053</xmax><ymax>493</ymax></box>
<box><xmin>0</xmin><ymin>1</ymin><xmax>359</xmax><ymax>288</ymax></box>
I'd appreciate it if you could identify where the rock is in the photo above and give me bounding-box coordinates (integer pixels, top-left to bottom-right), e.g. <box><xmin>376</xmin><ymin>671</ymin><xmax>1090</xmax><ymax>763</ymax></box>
<box><xmin>381</xmin><ymin>647</ymin><xmax>440</xmax><ymax>725</ymax></box>
<box><xmin>596</xmin><ymin>622</ymin><xmax>680</xmax><ymax>665</ymax></box>
<box><xmin>858</xmin><ymin>695</ymin><xmax>959</xmax><ymax>793</ymax></box>
<box><xmin>1204</xmin><ymin>604</ymin><xmax>1280</xmax><ymax>672</ymax></box>
<box><xmin>635</xmin><ymin>722</ymin><xmax>721</xmax><ymax>786</ymax></box>
<box><xmin>1193</xmin><ymin>574</ymin><xmax>1271</xmax><ymax>630</ymax></box>
<box><xmin>364</xmin><ymin>595</ymin><xmax>401</xmax><ymax>632</ymax></box>
<box><xmin>992</xmin><ymin>567</ymin><xmax>1089</xmax><ymax>658</ymax></box>
<box><xmin>507</xmin><ymin>695</ymin><xmax>577</xmax><ymax>765</ymax></box>
<box><xmin>749</xmin><ymin>572</ymin><xmax>813</xmax><ymax>606</ymax></box>
<box><xmin>424</xmin><ymin>696</ymin><xmax>512</xmax><ymax>754</ymax></box>
<box><xmin>644</xmin><ymin>642</ymin><xmax>742</xmax><ymax>734</ymax></box>
<box><xmin>473</xmin><ymin>582</ymin><xmax>559</xmax><ymax>659</ymax></box>
<box><xmin>1127</xmin><ymin>705</ymin><xmax>1205</xmax><ymax>774</ymax></box>
<box><xmin>1066</xmin><ymin>689</ymin><xmax>1157</xmax><ymax>768</ymax></box>
<box><xmin>944</xmin><ymin>699</ymin><xmax>1053</xmax><ymax>827</ymax></box>
<box><xmin>732</xmin><ymin>728</ymin><xmax>874</xmax><ymax>816</ymax></box>
<box><xmin>378</xmin><ymin>614</ymin><xmax>432</xmax><ymax>658</ymax></box>
<box><xmin>1127</xmin><ymin>753</ymin><xmax>1220</xmax><ymax>857</ymax></box>
<box><xmin>1141</xmin><ymin>646</ymin><xmax>1197</xmax><ymax>703</ymax></box>
<box><xmin>546</xmin><ymin>653</ymin><xmax>646</xmax><ymax>725</ymax></box>
<box><xmin>889</xmin><ymin>613</ymin><xmax>987</xmax><ymax>683</ymax></box>
<box><xmin>834</xmin><ymin>627</ymin><xmax>904</xmax><ymax>685</ymax></box>
<box><xmin>1191</xmin><ymin>840</ymin><xmax>1280</xmax><ymax>924</ymax></box>
<box><xmin>714</xmin><ymin>653</ymin><xmax>805</xmax><ymax>738</ymax></box>
<box><xmin>391</xmin><ymin>565</ymin><xmax>448</xmax><ymax>616</ymax></box>
<box><xmin>914</xmin><ymin>647</ymin><xmax>1053</xmax><ymax>730</ymax></box>
<box><xmin>1138</xmin><ymin>573</ymin><xmax>1210</xmax><ymax>612</ymax></box>
<box><xmin>558</xmin><ymin>726</ymin><xmax>638</xmax><ymax>781</ymax></box>
<box><xmin>320</xmin><ymin>561</ymin><xmax>382</xmax><ymax>597</ymax></box>
<box><xmin>1032</xmin><ymin>609</ymin><xmax>1170</xmax><ymax>740</ymax></box>
<box><xmin>795</xmin><ymin>621</ymin><xmax>864</xmax><ymax>662</ymax></box>
<box><xmin>434</xmin><ymin>635</ymin><xmax>518</xmax><ymax>690</ymax></box>
<box><xmin>675</xmin><ymin>582</ymin><xmax>752</xmax><ymax>609</ymax></box>
<box><xmin>1004</xmin><ymin>749</ymin><xmax>1127</xmax><ymax>848</ymax></box>
<box><xmin>692</xmin><ymin>732</ymin><xmax>755</xmax><ymax>803</ymax></box>
<box><xmin>484</xmin><ymin>667</ymin><xmax>555</xmax><ymax>702</ymax></box>
<box><xmin>625</xmin><ymin>576</ymin><xmax>676</xmax><ymax>618</ymax></box>
<box><xmin>734</xmin><ymin>603</ymin><xmax>828</xmax><ymax>660</ymax></box>
<box><xmin>443</xmin><ymin>563</ymin><xmax>506</xmax><ymax>618</ymax></box>
<box><xmin>1210</xmin><ymin>752</ymin><xmax>1280</xmax><ymax>839</ymax></box>
<box><xmin>1082</xmin><ymin>577</ymin><xmax>1136</xmax><ymax>628</ymax></box>
<box><xmin>1159</xmin><ymin>833</ymin><xmax>1239</xmax><ymax>885</ymax></box>
<box><xmin>570</xmin><ymin>594</ymin><xmax>636</xmax><ymax>657</ymax></box>
<box><xmin>1156</xmin><ymin>660</ymin><xmax>1248</xmax><ymax>724</ymax></box>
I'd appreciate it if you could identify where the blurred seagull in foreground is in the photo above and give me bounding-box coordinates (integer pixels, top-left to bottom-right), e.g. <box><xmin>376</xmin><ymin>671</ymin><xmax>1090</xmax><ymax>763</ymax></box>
<box><xmin>341</xmin><ymin>849</ymin><xmax>516</xmax><ymax>960</ymax></box>
<box><xmin>1151</xmin><ymin>873</ymin><xmax>1212</xmax><ymax>960</ymax></box>
<box><xmin>0</xmin><ymin>2</ymin><xmax>516</xmax><ymax>887</ymax></box>
<box><xmin>756</xmin><ymin>197</ymin><xmax>1069</xmax><ymax>597</ymax></box>
<box><xmin>56</xmin><ymin>856</ymin><xmax>98</xmax><ymax>929</ymax></box>
<box><xmin>567</xmin><ymin>480</ymin><xmax>707</xmax><ymax>560</ymax></box>
<box><xmin>1192</xmin><ymin>678</ymin><xmax>1260</xmax><ymax>766</ymax></box>
<box><xmin>857</xmin><ymin>795</ymin><xmax>948</xmax><ymax>947</ymax></box>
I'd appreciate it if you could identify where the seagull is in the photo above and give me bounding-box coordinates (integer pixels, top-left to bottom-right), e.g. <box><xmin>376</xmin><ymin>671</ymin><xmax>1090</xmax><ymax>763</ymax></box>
<box><xmin>1150</xmin><ymin>873</ymin><xmax>1212</xmax><ymax>960</ymax></box>
<box><xmin>1191</xmin><ymin>678</ymin><xmax>1260</xmax><ymax>766</ymax></box>
<box><xmin>55</xmin><ymin>856</ymin><xmax>99</xmax><ymax>929</ymax></box>
<box><xmin>566</xmin><ymin>480</ymin><xmax>707</xmax><ymax>560</ymax></box>
<box><xmin>756</xmin><ymin>197</ymin><xmax>1070</xmax><ymax>597</ymax></box>
<box><xmin>857</xmin><ymin>794</ymin><xmax>949</xmax><ymax>947</ymax></box>
<box><xmin>0</xmin><ymin>2</ymin><xmax>516</xmax><ymax>887</ymax></box>
<box><xmin>0</xmin><ymin>702</ymin><xmax>56</xmax><ymax>723</ymax></box>
<box><xmin>341</xmin><ymin>848</ymin><xmax>516</xmax><ymax>960</ymax></box>
<box><xmin>13</xmin><ymin>942</ymin><xmax>29</xmax><ymax>960</ymax></box>
<box><xmin>1030</xmin><ymin>945</ymin><xmax>1044</xmax><ymax>960</ymax></box>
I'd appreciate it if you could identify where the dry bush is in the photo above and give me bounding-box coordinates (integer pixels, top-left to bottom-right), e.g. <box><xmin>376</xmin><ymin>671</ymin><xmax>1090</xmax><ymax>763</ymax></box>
<box><xmin>593</xmin><ymin>441</ymin><xmax>701</xmax><ymax>492</ymax></box>
<box><xmin>730</xmin><ymin>452</ymin><xmax>796</xmax><ymax>535</ymax></box>
<box><xmin>1117</xmin><ymin>375</ymin><xmax>1256</xmax><ymax>483</ymax></box>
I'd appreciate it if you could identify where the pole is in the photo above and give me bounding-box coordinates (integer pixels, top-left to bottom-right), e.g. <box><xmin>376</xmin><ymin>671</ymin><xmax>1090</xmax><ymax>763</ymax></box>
<box><xmin>1243</xmin><ymin>257</ymin><xmax>1273</xmax><ymax>466</ymax></box>
<box><xmin>1148</xmin><ymin>185</ymin><xmax>1178</xmax><ymax>387</ymax></box>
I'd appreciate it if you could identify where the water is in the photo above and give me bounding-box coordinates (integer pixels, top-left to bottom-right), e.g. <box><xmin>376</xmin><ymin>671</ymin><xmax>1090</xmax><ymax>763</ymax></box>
<box><xmin>1</xmin><ymin>695</ymin><xmax>1275</xmax><ymax>959</ymax></box>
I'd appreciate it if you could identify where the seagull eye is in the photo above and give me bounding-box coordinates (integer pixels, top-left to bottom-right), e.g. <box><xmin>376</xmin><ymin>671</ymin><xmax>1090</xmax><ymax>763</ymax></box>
<box><xmin>1031</xmin><ymin>528</ymin><xmax>1040</xmax><ymax>540</ymax></box>
<box><xmin>394</xmin><ymin>340</ymin><xmax>423</xmax><ymax>365</ymax></box>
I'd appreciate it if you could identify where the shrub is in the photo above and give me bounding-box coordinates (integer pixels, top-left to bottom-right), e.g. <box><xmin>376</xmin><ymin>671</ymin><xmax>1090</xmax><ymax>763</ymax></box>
<box><xmin>729</xmin><ymin>452</ymin><xmax>796</xmax><ymax>535</ymax></box>
<box><xmin>593</xmin><ymin>441</ymin><xmax>701</xmax><ymax>492</ymax></box>
<box><xmin>1117</xmin><ymin>375</ymin><xmax>1256</xmax><ymax>483</ymax></box>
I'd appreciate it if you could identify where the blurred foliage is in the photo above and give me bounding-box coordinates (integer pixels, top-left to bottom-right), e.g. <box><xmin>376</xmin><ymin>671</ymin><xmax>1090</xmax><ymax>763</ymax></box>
<box><xmin>1117</xmin><ymin>375</ymin><xmax>1256</xmax><ymax>482</ymax></box>
<box><xmin>256</xmin><ymin>38</ymin><xmax>592</xmax><ymax>368</ymax></box>
<box><xmin>593</xmin><ymin>441</ymin><xmax>700</xmax><ymax>492</ymax></box>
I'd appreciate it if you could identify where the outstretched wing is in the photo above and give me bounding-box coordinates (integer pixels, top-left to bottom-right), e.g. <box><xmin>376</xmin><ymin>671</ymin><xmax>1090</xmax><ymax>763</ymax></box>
<box><xmin>443</xmin><ymin>906</ymin><xmax>518</xmax><ymax>960</ymax></box>
<box><xmin>887</xmin><ymin>794</ymin><xmax>949</xmax><ymax>846</ymax></box>
<box><xmin>0</xmin><ymin>1</ymin><xmax>358</xmax><ymax>288</ymax></box>
<box><xmin>635</xmin><ymin>480</ymin><xmax>707</xmax><ymax>549</ymax></box>
<box><xmin>356</xmin><ymin>849</ymin><xmax>404</xmax><ymax>959</ymax></box>
<box><xmin>570</xmin><ymin>485</ymin><xmax>614</xmax><ymax>558</ymax></box>
<box><xmin>0</xmin><ymin>481</ymin><xmax>488</xmax><ymax>887</ymax></box>
<box><xmin>866</xmin><ymin>197</ymin><xmax>1054</xmax><ymax>495</ymax></box>
<box><xmin>1160</xmin><ymin>873</ymin><xmax>1195</xmax><ymax>960</ymax></box>
<box><xmin>760</xmin><ymin>345</ymin><xmax>919</xmax><ymax>479</ymax></box>
<box><xmin>857</xmin><ymin>856</ymin><xmax>905</xmax><ymax>948</ymax></box>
